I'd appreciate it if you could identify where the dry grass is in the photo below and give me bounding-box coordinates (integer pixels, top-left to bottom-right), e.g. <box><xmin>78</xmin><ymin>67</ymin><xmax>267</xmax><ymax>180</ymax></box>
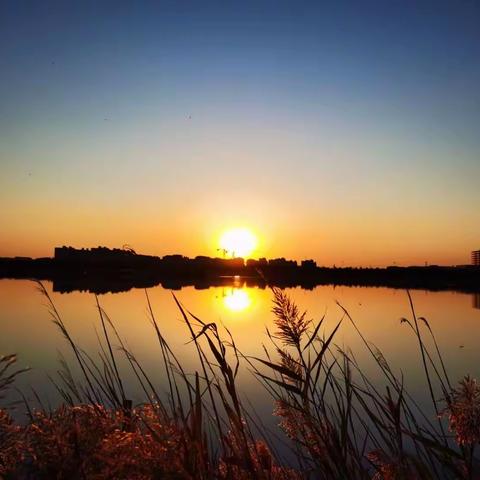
<box><xmin>0</xmin><ymin>284</ymin><xmax>479</xmax><ymax>479</ymax></box>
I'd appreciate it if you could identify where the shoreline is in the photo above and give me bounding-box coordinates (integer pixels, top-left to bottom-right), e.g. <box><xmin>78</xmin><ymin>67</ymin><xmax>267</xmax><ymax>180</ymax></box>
<box><xmin>1</xmin><ymin>252</ymin><xmax>479</xmax><ymax>294</ymax></box>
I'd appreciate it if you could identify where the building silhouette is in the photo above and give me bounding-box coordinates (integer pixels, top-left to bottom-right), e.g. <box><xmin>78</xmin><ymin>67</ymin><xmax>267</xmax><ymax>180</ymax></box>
<box><xmin>472</xmin><ymin>250</ymin><xmax>480</xmax><ymax>266</ymax></box>
<box><xmin>3</xmin><ymin>246</ymin><xmax>480</xmax><ymax>294</ymax></box>
<box><xmin>473</xmin><ymin>294</ymin><xmax>480</xmax><ymax>310</ymax></box>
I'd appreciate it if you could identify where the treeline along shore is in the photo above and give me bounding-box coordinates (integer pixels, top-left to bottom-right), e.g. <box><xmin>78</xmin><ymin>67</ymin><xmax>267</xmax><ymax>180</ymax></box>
<box><xmin>0</xmin><ymin>246</ymin><xmax>479</xmax><ymax>294</ymax></box>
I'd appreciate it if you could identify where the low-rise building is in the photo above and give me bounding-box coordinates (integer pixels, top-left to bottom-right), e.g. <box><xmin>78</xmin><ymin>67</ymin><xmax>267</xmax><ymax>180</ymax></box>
<box><xmin>472</xmin><ymin>250</ymin><xmax>480</xmax><ymax>266</ymax></box>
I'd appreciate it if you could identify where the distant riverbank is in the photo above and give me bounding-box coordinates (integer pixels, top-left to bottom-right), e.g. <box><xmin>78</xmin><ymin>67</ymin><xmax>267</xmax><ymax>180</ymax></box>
<box><xmin>1</xmin><ymin>247</ymin><xmax>479</xmax><ymax>294</ymax></box>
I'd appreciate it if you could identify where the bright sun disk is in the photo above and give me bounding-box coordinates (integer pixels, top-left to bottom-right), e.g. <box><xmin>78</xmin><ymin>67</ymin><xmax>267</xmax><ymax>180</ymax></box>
<box><xmin>219</xmin><ymin>228</ymin><xmax>257</xmax><ymax>258</ymax></box>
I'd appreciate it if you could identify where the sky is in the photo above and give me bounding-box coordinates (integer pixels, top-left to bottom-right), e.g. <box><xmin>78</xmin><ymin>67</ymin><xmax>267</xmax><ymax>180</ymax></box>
<box><xmin>1</xmin><ymin>0</ymin><xmax>479</xmax><ymax>266</ymax></box>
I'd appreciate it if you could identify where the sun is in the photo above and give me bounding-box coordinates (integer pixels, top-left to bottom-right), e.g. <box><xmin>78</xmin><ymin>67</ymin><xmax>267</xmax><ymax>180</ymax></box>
<box><xmin>219</xmin><ymin>228</ymin><xmax>258</xmax><ymax>258</ymax></box>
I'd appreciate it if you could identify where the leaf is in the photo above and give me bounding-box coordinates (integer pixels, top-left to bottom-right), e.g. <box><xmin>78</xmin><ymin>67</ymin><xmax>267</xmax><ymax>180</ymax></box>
<box><xmin>303</xmin><ymin>314</ymin><xmax>325</xmax><ymax>351</ymax></box>
<box><xmin>257</xmin><ymin>373</ymin><xmax>302</xmax><ymax>395</ymax></box>
<box><xmin>253</xmin><ymin>357</ymin><xmax>303</xmax><ymax>382</ymax></box>
<box><xmin>311</xmin><ymin>320</ymin><xmax>342</xmax><ymax>371</ymax></box>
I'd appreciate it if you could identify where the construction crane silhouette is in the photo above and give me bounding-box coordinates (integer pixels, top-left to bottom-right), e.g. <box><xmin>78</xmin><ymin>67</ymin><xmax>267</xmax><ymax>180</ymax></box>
<box><xmin>122</xmin><ymin>244</ymin><xmax>137</xmax><ymax>255</ymax></box>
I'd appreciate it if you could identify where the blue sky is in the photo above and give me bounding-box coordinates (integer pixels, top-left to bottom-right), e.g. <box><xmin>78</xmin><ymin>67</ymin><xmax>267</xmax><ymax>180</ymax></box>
<box><xmin>1</xmin><ymin>1</ymin><xmax>479</xmax><ymax>265</ymax></box>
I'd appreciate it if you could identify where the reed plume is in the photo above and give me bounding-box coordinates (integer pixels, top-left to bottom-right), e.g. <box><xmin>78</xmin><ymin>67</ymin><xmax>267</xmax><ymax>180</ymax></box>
<box><xmin>271</xmin><ymin>287</ymin><xmax>310</xmax><ymax>348</ymax></box>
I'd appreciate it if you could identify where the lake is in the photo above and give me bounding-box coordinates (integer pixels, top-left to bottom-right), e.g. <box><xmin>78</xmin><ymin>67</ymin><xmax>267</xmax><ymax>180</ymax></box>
<box><xmin>1</xmin><ymin>279</ymin><xmax>480</xmax><ymax>451</ymax></box>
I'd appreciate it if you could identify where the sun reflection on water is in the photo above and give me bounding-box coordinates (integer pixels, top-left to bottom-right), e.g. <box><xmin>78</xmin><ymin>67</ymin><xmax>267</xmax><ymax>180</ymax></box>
<box><xmin>222</xmin><ymin>288</ymin><xmax>251</xmax><ymax>312</ymax></box>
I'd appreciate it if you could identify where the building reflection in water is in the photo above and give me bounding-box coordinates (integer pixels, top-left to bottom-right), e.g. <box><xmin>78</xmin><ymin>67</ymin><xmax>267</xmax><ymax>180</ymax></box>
<box><xmin>473</xmin><ymin>294</ymin><xmax>480</xmax><ymax>310</ymax></box>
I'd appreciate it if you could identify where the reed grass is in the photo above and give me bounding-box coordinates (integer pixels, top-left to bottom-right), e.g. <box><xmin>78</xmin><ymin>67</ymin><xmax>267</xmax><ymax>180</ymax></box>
<box><xmin>0</xmin><ymin>283</ymin><xmax>479</xmax><ymax>479</ymax></box>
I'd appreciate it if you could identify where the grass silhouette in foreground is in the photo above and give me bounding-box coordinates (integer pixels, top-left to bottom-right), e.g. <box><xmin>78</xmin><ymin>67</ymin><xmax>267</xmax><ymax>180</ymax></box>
<box><xmin>1</xmin><ymin>284</ymin><xmax>479</xmax><ymax>479</ymax></box>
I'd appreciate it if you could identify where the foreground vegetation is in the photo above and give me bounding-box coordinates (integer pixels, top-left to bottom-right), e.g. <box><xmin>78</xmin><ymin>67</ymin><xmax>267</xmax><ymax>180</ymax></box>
<box><xmin>1</xmin><ymin>284</ymin><xmax>480</xmax><ymax>479</ymax></box>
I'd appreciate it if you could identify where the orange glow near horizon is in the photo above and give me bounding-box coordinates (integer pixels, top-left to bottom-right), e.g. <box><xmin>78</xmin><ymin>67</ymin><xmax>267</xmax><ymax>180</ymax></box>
<box><xmin>219</xmin><ymin>228</ymin><xmax>258</xmax><ymax>258</ymax></box>
<box><xmin>0</xmin><ymin>197</ymin><xmax>476</xmax><ymax>267</ymax></box>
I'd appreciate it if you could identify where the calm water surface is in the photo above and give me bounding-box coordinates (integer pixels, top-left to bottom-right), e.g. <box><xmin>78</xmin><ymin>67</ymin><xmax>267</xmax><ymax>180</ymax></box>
<box><xmin>1</xmin><ymin>279</ymin><xmax>480</xmax><ymax>432</ymax></box>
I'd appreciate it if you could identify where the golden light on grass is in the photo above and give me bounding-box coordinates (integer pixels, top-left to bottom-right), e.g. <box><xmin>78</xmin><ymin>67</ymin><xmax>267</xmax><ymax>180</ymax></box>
<box><xmin>223</xmin><ymin>288</ymin><xmax>251</xmax><ymax>312</ymax></box>
<box><xmin>219</xmin><ymin>228</ymin><xmax>258</xmax><ymax>258</ymax></box>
